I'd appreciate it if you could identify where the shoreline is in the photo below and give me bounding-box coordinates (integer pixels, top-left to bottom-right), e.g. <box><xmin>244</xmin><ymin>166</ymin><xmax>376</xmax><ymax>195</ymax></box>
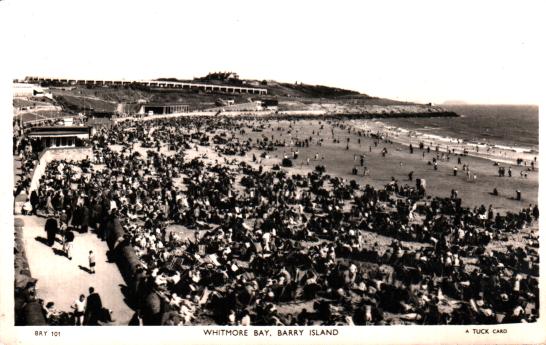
<box><xmin>352</xmin><ymin>119</ymin><xmax>539</xmax><ymax>167</ymax></box>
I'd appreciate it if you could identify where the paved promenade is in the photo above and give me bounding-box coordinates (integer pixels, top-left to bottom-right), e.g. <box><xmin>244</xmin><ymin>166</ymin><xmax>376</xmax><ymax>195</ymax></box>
<box><xmin>19</xmin><ymin>215</ymin><xmax>134</xmax><ymax>325</ymax></box>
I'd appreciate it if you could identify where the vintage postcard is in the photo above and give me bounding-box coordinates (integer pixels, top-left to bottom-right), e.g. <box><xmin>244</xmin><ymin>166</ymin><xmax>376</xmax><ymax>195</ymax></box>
<box><xmin>0</xmin><ymin>1</ymin><xmax>544</xmax><ymax>344</ymax></box>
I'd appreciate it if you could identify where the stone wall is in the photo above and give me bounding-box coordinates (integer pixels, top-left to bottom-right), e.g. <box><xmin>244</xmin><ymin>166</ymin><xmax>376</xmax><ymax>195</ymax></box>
<box><xmin>14</xmin><ymin>218</ymin><xmax>47</xmax><ymax>325</ymax></box>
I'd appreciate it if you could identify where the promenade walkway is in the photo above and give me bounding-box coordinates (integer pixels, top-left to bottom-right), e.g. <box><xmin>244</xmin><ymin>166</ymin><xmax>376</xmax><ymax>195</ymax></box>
<box><xmin>19</xmin><ymin>215</ymin><xmax>134</xmax><ymax>325</ymax></box>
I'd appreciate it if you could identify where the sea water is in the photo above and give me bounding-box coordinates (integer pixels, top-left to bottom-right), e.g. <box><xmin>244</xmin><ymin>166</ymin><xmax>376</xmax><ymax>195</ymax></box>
<box><xmin>379</xmin><ymin>104</ymin><xmax>538</xmax><ymax>152</ymax></box>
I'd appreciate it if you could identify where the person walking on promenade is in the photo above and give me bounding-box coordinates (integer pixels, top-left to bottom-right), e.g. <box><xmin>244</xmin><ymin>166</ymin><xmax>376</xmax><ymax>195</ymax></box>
<box><xmin>85</xmin><ymin>287</ymin><xmax>103</xmax><ymax>325</ymax></box>
<box><xmin>89</xmin><ymin>250</ymin><xmax>96</xmax><ymax>274</ymax></box>
<box><xmin>64</xmin><ymin>229</ymin><xmax>74</xmax><ymax>260</ymax></box>
<box><xmin>44</xmin><ymin>217</ymin><xmax>58</xmax><ymax>247</ymax></box>
<box><xmin>30</xmin><ymin>190</ymin><xmax>39</xmax><ymax>215</ymax></box>
<box><xmin>72</xmin><ymin>294</ymin><xmax>86</xmax><ymax>326</ymax></box>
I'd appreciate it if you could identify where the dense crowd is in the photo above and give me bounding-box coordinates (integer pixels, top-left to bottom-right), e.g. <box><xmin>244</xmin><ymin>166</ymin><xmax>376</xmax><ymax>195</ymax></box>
<box><xmin>17</xmin><ymin>116</ymin><xmax>539</xmax><ymax>326</ymax></box>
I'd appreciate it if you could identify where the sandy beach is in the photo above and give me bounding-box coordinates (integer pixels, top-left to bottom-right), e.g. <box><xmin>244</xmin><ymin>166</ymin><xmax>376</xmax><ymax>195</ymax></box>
<box><xmin>209</xmin><ymin>118</ymin><xmax>539</xmax><ymax>214</ymax></box>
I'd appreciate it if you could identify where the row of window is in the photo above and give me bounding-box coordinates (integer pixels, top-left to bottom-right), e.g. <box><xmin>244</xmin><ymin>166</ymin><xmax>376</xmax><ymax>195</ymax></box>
<box><xmin>44</xmin><ymin>137</ymin><xmax>76</xmax><ymax>147</ymax></box>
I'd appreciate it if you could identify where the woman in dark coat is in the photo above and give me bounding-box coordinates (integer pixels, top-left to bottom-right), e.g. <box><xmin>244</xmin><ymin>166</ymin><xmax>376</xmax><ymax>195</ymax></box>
<box><xmin>44</xmin><ymin>218</ymin><xmax>58</xmax><ymax>247</ymax></box>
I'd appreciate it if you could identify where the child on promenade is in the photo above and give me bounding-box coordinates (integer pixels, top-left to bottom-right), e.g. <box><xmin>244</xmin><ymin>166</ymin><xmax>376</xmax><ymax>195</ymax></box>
<box><xmin>89</xmin><ymin>250</ymin><xmax>96</xmax><ymax>274</ymax></box>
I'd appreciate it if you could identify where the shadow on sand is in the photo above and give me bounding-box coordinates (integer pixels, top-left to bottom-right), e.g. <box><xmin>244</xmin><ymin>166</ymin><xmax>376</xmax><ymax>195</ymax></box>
<box><xmin>52</xmin><ymin>248</ymin><xmax>67</xmax><ymax>257</ymax></box>
<box><xmin>34</xmin><ymin>236</ymin><xmax>51</xmax><ymax>246</ymax></box>
<box><xmin>78</xmin><ymin>265</ymin><xmax>93</xmax><ymax>274</ymax></box>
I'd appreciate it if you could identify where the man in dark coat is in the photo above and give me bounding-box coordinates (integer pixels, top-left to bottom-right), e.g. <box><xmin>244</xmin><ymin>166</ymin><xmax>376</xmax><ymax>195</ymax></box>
<box><xmin>85</xmin><ymin>287</ymin><xmax>103</xmax><ymax>325</ymax></box>
<box><xmin>44</xmin><ymin>218</ymin><xmax>58</xmax><ymax>247</ymax></box>
<box><xmin>30</xmin><ymin>190</ymin><xmax>39</xmax><ymax>215</ymax></box>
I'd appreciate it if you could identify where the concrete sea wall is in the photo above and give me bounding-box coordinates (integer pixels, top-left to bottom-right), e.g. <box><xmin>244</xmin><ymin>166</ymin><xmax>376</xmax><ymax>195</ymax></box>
<box><xmin>14</xmin><ymin>218</ymin><xmax>47</xmax><ymax>325</ymax></box>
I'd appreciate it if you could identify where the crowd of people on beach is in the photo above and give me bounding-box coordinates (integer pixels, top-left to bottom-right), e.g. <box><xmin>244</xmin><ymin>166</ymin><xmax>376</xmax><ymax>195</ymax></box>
<box><xmin>15</xmin><ymin>115</ymin><xmax>539</xmax><ymax>326</ymax></box>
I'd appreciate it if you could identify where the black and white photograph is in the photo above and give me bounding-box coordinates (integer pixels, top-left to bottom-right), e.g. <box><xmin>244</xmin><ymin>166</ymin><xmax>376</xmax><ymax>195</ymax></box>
<box><xmin>1</xmin><ymin>0</ymin><xmax>544</xmax><ymax>344</ymax></box>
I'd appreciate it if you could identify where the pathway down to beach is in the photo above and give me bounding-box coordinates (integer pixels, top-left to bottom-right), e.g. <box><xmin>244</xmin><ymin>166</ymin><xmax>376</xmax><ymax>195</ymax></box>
<box><xmin>19</xmin><ymin>215</ymin><xmax>134</xmax><ymax>325</ymax></box>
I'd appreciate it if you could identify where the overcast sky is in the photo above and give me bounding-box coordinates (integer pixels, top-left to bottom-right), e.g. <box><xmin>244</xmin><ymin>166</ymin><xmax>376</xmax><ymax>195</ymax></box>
<box><xmin>3</xmin><ymin>0</ymin><xmax>544</xmax><ymax>104</ymax></box>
